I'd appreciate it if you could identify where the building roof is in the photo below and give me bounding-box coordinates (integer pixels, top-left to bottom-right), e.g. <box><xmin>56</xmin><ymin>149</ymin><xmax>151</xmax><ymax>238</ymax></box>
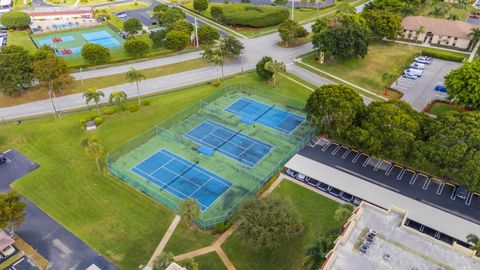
<box><xmin>402</xmin><ymin>16</ymin><xmax>478</xmax><ymax>39</ymax></box>
<box><xmin>0</xmin><ymin>0</ymin><xmax>12</xmax><ymax>6</ymax></box>
<box><xmin>166</xmin><ymin>263</ymin><xmax>186</xmax><ymax>270</ymax></box>
<box><xmin>26</xmin><ymin>7</ymin><xmax>93</xmax><ymax>17</ymax></box>
<box><xmin>0</xmin><ymin>230</ymin><xmax>14</xmax><ymax>250</ymax></box>
<box><xmin>285</xmin><ymin>154</ymin><xmax>480</xmax><ymax>243</ymax></box>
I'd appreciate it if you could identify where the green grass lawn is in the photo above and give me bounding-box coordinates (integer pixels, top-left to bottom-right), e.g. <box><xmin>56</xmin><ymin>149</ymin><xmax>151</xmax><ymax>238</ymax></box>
<box><xmin>187</xmin><ymin>252</ymin><xmax>227</xmax><ymax>270</ymax></box>
<box><xmin>427</xmin><ymin>101</ymin><xmax>465</xmax><ymax>116</ymax></box>
<box><xmin>7</xmin><ymin>31</ymin><xmax>37</xmax><ymax>52</ymax></box>
<box><xmin>164</xmin><ymin>220</ymin><xmax>216</xmax><ymax>255</ymax></box>
<box><xmin>222</xmin><ymin>180</ymin><xmax>342</xmax><ymax>270</ymax></box>
<box><xmin>1</xmin><ymin>72</ymin><xmax>313</xmax><ymax>269</ymax></box>
<box><xmin>301</xmin><ymin>41</ymin><xmax>467</xmax><ymax>98</ymax></box>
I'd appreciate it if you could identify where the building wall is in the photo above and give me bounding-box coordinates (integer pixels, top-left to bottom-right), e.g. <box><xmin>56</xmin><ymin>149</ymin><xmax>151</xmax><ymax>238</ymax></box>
<box><xmin>400</xmin><ymin>29</ymin><xmax>471</xmax><ymax>49</ymax></box>
<box><xmin>30</xmin><ymin>13</ymin><xmax>93</xmax><ymax>21</ymax></box>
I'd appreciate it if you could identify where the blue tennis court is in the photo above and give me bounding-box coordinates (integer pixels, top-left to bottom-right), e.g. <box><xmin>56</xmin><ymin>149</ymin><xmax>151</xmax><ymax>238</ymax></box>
<box><xmin>225</xmin><ymin>98</ymin><xmax>305</xmax><ymax>134</ymax></box>
<box><xmin>184</xmin><ymin>120</ymin><xmax>273</xmax><ymax>167</ymax></box>
<box><xmin>131</xmin><ymin>149</ymin><xmax>232</xmax><ymax>210</ymax></box>
<box><xmin>82</xmin><ymin>30</ymin><xmax>121</xmax><ymax>48</ymax></box>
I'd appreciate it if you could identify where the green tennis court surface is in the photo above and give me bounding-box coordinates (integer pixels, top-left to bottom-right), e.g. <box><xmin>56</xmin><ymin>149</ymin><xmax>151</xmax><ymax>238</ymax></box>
<box><xmin>31</xmin><ymin>26</ymin><xmax>124</xmax><ymax>56</ymax></box>
<box><xmin>108</xmin><ymin>83</ymin><xmax>314</xmax><ymax>229</ymax></box>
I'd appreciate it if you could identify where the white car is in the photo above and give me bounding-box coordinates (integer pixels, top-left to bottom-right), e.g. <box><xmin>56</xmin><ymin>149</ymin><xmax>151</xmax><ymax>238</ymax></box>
<box><xmin>285</xmin><ymin>168</ymin><xmax>298</xmax><ymax>177</ymax></box>
<box><xmin>410</xmin><ymin>62</ymin><xmax>425</xmax><ymax>70</ymax></box>
<box><xmin>405</xmin><ymin>68</ymin><xmax>422</xmax><ymax>77</ymax></box>
<box><xmin>402</xmin><ymin>71</ymin><xmax>417</xmax><ymax>80</ymax></box>
<box><xmin>415</xmin><ymin>56</ymin><xmax>432</xmax><ymax>64</ymax></box>
<box><xmin>296</xmin><ymin>173</ymin><xmax>307</xmax><ymax>181</ymax></box>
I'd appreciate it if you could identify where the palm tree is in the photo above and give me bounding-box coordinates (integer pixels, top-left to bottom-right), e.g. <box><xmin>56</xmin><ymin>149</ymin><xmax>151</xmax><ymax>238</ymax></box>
<box><xmin>179</xmin><ymin>198</ymin><xmax>200</xmax><ymax>227</ymax></box>
<box><xmin>467</xmin><ymin>234</ymin><xmax>480</xmax><ymax>255</ymax></box>
<box><xmin>468</xmin><ymin>28</ymin><xmax>480</xmax><ymax>50</ymax></box>
<box><xmin>210</xmin><ymin>54</ymin><xmax>224</xmax><ymax>81</ymax></box>
<box><xmin>303</xmin><ymin>236</ymin><xmax>333</xmax><ymax>270</ymax></box>
<box><xmin>125</xmin><ymin>68</ymin><xmax>146</xmax><ymax>108</ymax></box>
<box><xmin>448</xmin><ymin>13</ymin><xmax>459</xmax><ymax>21</ymax></box>
<box><xmin>109</xmin><ymin>90</ymin><xmax>127</xmax><ymax>109</ymax></box>
<box><xmin>83</xmin><ymin>87</ymin><xmax>104</xmax><ymax>116</ymax></box>
<box><xmin>264</xmin><ymin>60</ymin><xmax>286</xmax><ymax>87</ymax></box>
<box><xmin>84</xmin><ymin>138</ymin><xmax>105</xmax><ymax>174</ymax></box>
<box><xmin>381</xmin><ymin>72</ymin><xmax>398</xmax><ymax>96</ymax></box>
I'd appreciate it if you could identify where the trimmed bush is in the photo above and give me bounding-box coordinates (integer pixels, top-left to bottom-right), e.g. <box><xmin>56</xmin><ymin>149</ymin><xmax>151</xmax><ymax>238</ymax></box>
<box><xmin>101</xmin><ymin>107</ymin><xmax>118</xmax><ymax>115</ymax></box>
<box><xmin>421</xmin><ymin>49</ymin><xmax>466</xmax><ymax>63</ymax></box>
<box><xmin>124</xmin><ymin>38</ymin><xmax>150</xmax><ymax>56</ymax></box>
<box><xmin>94</xmin><ymin>117</ymin><xmax>103</xmax><ymax>126</ymax></box>
<box><xmin>210</xmin><ymin>5</ymin><xmax>223</xmax><ymax>19</ymax></box>
<box><xmin>165</xmin><ymin>30</ymin><xmax>189</xmax><ymax>50</ymax></box>
<box><xmin>81</xmin><ymin>43</ymin><xmax>110</xmax><ymax>64</ymax></box>
<box><xmin>211</xmin><ymin>4</ymin><xmax>289</xmax><ymax>28</ymax></box>
<box><xmin>193</xmin><ymin>0</ymin><xmax>208</xmax><ymax>12</ymax></box>
<box><xmin>153</xmin><ymin>3</ymin><xmax>169</xmax><ymax>12</ymax></box>
<box><xmin>79</xmin><ymin>119</ymin><xmax>87</xmax><ymax>130</ymax></box>
<box><xmin>123</xmin><ymin>102</ymin><xmax>139</xmax><ymax>112</ymax></box>
<box><xmin>141</xmin><ymin>99</ymin><xmax>151</xmax><ymax>106</ymax></box>
<box><xmin>198</xmin><ymin>25</ymin><xmax>220</xmax><ymax>44</ymax></box>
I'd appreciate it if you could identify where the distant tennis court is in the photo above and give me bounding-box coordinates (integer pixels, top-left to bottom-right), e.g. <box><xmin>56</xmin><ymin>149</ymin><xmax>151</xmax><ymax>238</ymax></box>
<box><xmin>225</xmin><ymin>97</ymin><xmax>305</xmax><ymax>134</ymax></box>
<box><xmin>131</xmin><ymin>149</ymin><xmax>232</xmax><ymax>210</ymax></box>
<box><xmin>184</xmin><ymin>120</ymin><xmax>273</xmax><ymax>167</ymax></box>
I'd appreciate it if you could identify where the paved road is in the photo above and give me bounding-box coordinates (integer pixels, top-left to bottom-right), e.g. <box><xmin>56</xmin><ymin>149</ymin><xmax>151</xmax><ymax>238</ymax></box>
<box><xmin>0</xmin><ymin>150</ymin><xmax>116</xmax><ymax>270</ymax></box>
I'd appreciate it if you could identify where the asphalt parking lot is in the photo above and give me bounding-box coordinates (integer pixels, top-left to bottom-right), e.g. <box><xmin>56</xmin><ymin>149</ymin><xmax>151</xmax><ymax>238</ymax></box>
<box><xmin>0</xmin><ymin>149</ymin><xmax>39</xmax><ymax>192</ymax></box>
<box><xmin>4</xmin><ymin>256</ymin><xmax>38</xmax><ymax>270</ymax></box>
<box><xmin>392</xmin><ymin>58</ymin><xmax>462</xmax><ymax>111</ymax></box>
<box><xmin>298</xmin><ymin>138</ymin><xmax>480</xmax><ymax>226</ymax></box>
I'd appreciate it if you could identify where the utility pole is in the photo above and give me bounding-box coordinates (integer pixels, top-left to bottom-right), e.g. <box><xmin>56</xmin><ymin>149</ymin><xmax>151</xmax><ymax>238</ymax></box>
<box><xmin>291</xmin><ymin>0</ymin><xmax>295</xmax><ymax>20</ymax></box>
<box><xmin>194</xmin><ymin>17</ymin><xmax>199</xmax><ymax>47</ymax></box>
<box><xmin>80</xmin><ymin>68</ymin><xmax>85</xmax><ymax>92</ymax></box>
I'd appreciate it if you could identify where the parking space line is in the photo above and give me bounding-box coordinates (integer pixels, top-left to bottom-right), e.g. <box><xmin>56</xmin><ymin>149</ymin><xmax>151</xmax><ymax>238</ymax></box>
<box><xmin>362</xmin><ymin>156</ymin><xmax>371</xmax><ymax>167</ymax></box>
<box><xmin>422</xmin><ymin>178</ymin><xmax>431</xmax><ymax>190</ymax></box>
<box><xmin>474</xmin><ymin>192</ymin><xmax>480</xmax><ymax>196</ymax></box>
<box><xmin>331</xmin><ymin>145</ymin><xmax>341</xmax><ymax>155</ymax></box>
<box><xmin>397</xmin><ymin>169</ymin><xmax>405</xmax><ymax>180</ymax></box>
<box><xmin>352</xmin><ymin>152</ymin><xmax>361</xmax><ymax>163</ymax></box>
<box><xmin>466</xmin><ymin>192</ymin><xmax>473</xmax><ymax>206</ymax></box>
<box><xmin>321</xmin><ymin>141</ymin><xmax>331</xmax><ymax>151</ymax></box>
<box><xmin>450</xmin><ymin>186</ymin><xmax>457</xmax><ymax>200</ymax></box>
<box><xmin>409</xmin><ymin>173</ymin><xmax>418</xmax><ymax>185</ymax></box>
<box><xmin>383</xmin><ymin>162</ymin><xmax>392</xmax><ymax>174</ymax></box>
<box><xmin>386</xmin><ymin>164</ymin><xmax>399</xmax><ymax>176</ymax></box>
<box><xmin>436</xmin><ymin>182</ymin><xmax>445</xmax><ymax>195</ymax></box>
<box><xmin>373</xmin><ymin>160</ymin><xmax>383</xmax><ymax>171</ymax></box>
<box><xmin>341</xmin><ymin>149</ymin><xmax>351</xmax><ymax>159</ymax></box>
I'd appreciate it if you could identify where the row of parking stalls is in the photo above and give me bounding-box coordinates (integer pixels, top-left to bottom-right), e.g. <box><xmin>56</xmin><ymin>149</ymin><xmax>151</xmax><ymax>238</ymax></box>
<box><xmin>313</xmin><ymin>137</ymin><xmax>476</xmax><ymax>207</ymax></box>
<box><xmin>404</xmin><ymin>218</ymin><xmax>471</xmax><ymax>248</ymax></box>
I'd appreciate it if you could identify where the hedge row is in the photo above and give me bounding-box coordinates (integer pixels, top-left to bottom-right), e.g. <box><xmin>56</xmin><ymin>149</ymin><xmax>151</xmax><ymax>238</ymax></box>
<box><xmin>211</xmin><ymin>4</ymin><xmax>289</xmax><ymax>28</ymax></box>
<box><xmin>421</xmin><ymin>49</ymin><xmax>466</xmax><ymax>63</ymax></box>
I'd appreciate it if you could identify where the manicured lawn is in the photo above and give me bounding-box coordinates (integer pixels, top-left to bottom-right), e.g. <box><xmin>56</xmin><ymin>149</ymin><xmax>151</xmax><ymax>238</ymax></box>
<box><xmin>164</xmin><ymin>220</ymin><xmax>216</xmax><ymax>255</ymax></box>
<box><xmin>301</xmin><ymin>41</ymin><xmax>467</xmax><ymax>98</ymax></box>
<box><xmin>222</xmin><ymin>180</ymin><xmax>342</xmax><ymax>270</ymax></box>
<box><xmin>1</xmin><ymin>72</ymin><xmax>313</xmax><ymax>268</ymax></box>
<box><xmin>189</xmin><ymin>252</ymin><xmax>227</xmax><ymax>270</ymax></box>
<box><xmin>426</xmin><ymin>101</ymin><xmax>465</xmax><ymax>116</ymax></box>
<box><xmin>7</xmin><ymin>31</ymin><xmax>37</xmax><ymax>52</ymax></box>
<box><xmin>0</xmin><ymin>58</ymin><xmax>210</xmax><ymax>108</ymax></box>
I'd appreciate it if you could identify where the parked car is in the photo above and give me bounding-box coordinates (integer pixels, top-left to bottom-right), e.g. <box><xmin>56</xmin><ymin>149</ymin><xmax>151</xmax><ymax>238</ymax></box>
<box><xmin>434</xmin><ymin>84</ymin><xmax>447</xmax><ymax>93</ymax></box>
<box><xmin>285</xmin><ymin>168</ymin><xmax>298</xmax><ymax>177</ymax></box>
<box><xmin>340</xmin><ymin>192</ymin><xmax>354</xmax><ymax>202</ymax></box>
<box><xmin>0</xmin><ymin>153</ymin><xmax>6</xmax><ymax>165</ymax></box>
<box><xmin>307</xmin><ymin>178</ymin><xmax>319</xmax><ymax>187</ymax></box>
<box><xmin>415</xmin><ymin>56</ymin><xmax>432</xmax><ymax>64</ymax></box>
<box><xmin>359</xmin><ymin>244</ymin><xmax>368</xmax><ymax>254</ymax></box>
<box><xmin>405</xmin><ymin>68</ymin><xmax>423</xmax><ymax>77</ymax></box>
<box><xmin>116</xmin><ymin>12</ymin><xmax>127</xmax><ymax>18</ymax></box>
<box><xmin>328</xmin><ymin>187</ymin><xmax>343</xmax><ymax>197</ymax></box>
<box><xmin>456</xmin><ymin>185</ymin><xmax>469</xmax><ymax>200</ymax></box>
<box><xmin>410</xmin><ymin>62</ymin><xmax>426</xmax><ymax>69</ymax></box>
<box><xmin>470</xmin><ymin>14</ymin><xmax>480</xmax><ymax>19</ymax></box>
<box><xmin>317</xmin><ymin>182</ymin><xmax>329</xmax><ymax>191</ymax></box>
<box><xmin>402</xmin><ymin>71</ymin><xmax>417</xmax><ymax>80</ymax></box>
<box><xmin>296</xmin><ymin>173</ymin><xmax>307</xmax><ymax>181</ymax></box>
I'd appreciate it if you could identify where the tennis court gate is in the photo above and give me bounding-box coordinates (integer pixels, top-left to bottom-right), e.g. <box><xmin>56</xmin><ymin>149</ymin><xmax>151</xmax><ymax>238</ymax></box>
<box><xmin>107</xmin><ymin>83</ymin><xmax>315</xmax><ymax>229</ymax></box>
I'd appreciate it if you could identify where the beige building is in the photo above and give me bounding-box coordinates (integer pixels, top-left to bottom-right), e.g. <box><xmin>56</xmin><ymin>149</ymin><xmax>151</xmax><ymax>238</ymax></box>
<box><xmin>400</xmin><ymin>16</ymin><xmax>478</xmax><ymax>50</ymax></box>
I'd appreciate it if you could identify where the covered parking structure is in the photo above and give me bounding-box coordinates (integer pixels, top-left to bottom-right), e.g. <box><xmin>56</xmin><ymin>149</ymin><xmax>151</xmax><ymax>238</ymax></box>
<box><xmin>285</xmin><ymin>153</ymin><xmax>480</xmax><ymax>245</ymax></box>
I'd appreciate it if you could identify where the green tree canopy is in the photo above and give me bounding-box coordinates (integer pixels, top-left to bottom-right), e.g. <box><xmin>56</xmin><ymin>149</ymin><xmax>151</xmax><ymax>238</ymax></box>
<box><xmin>81</xmin><ymin>43</ymin><xmax>110</xmax><ymax>64</ymax></box>
<box><xmin>219</xmin><ymin>36</ymin><xmax>244</xmax><ymax>57</ymax></box>
<box><xmin>237</xmin><ymin>195</ymin><xmax>303</xmax><ymax>249</ymax></box>
<box><xmin>361</xmin><ymin>10</ymin><xmax>402</xmax><ymax>41</ymax></box>
<box><xmin>165</xmin><ymin>30</ymin><xmax>190</xmax><ymax>50</ymax></box>
<box><xmin>150</xmin><ymin>29</ymin><xmax>167</xmax><ymax>48</ymax></box>
<box><xmin>83</xmin><ymin>138</ymin><xmax>105</xmax><ymax>174</ymax></box>
<box><xmin>153</xmin><ymin>252</ymin><xmax>174</xmax><ymax>270</ymax></box>
<box><xmin>0</xmin><ymin>45</ymin><xmax>33</xmax><ymax>96</ymax></box>
<box><xmin>123</xmin><ymin>18</ymin><xmax>142</xmax><ymax>34</ymax></box>
<box><xmin>124</xmin><ymin>38</ymin><xmax>150</xmax><ymax>56</ymax></box>
<box><xmin>444</xmin><ymin>60</ymin><xmax>480</xmax><ymax>109</ymax></box>
<box><xmin>303</xmin><ymin>228</ymin><xmax>341</xmax><ymax>270</ymax></box>
<box><xmin>109</xmin><ymin>90</ymin><xmax>127</xmax><ymax>108</ymax></box>
<box><xmin>312</xmin><ymin>12</ymin><xmax>371</xmax><ymax>59</ymax></box>
<box><xmin>334</xmin><ymin>204</ymin><xmax>354</xmax><ymax>224</ymax></box>
<box><xmin>0</xmin><ymin>11</ymin><xmax>31</xmax><ymax>29</ymax></box>
<box><xmin>197</xmin><ymin>25</ymin><xmax>220</xmax><ymax>45</ymax></box>
<box><xmin>264</xmin><ymin>60</ymin><xmax>285</xmax><ymax>87</ymax></box>
<box><xmin>193</xmin><ymin>0</ymin><xmax>209</xmax><ymax>12</ymax></box>
<box><xmin>161</xmin><ymin>8</ymin><xmax>185</xmax><ymax>26</ymax></box>
<box><xmin>278</xmin><ymin>19</ymin><xmax>309</xmax><ymax>46</ymax></box>
<box><xmin>153</xmin><ymin>3</ymin><xmax>169</xmax><ymax>12</ymax></box>
<box><xmin>83</xmin><ymin>87</ymin><xmax>105</xmax><ymax>116</ymax></box>
<box><xmin>256</xmin><ymin>56</ymin><xmax>273</xmax><ymax>81</ymax></box>
<box><xmin>363</xmin><ymin>0</ymin><xmax>406</xmax><ymax>14</ymax></box>
<box><xmin>168</xmin><ymin>20</ymin><xmax>194</xmax><ymax>35</ymax></box>
<box><xmin>125</xmin><ymin>68</ymin><xmax>146</xmax><ymax>108</ymax></box>
<box><xmin>0</xmin><ymin>191</ymin><xmax>27</xmax><ymax>237</ymax></box>
<box><xmin>305</xmin><ymin>84</ymin><xmax>365</xmax><ymax>136</ymax></box>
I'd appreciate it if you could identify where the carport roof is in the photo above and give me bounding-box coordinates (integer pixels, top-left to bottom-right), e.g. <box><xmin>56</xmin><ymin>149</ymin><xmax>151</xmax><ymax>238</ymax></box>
<box><xmin>0</xmin><ymin>230</ymin><xmax>14</xmax><ymax>250</ymax></box>
<box><xmin>285</xmin><ymin>154</ymin><xmax>480</xmax><ymax>243</ymax></box>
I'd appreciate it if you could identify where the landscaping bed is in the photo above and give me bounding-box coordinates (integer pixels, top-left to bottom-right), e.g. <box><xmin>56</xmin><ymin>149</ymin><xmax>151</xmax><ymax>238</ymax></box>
<box><xmin>424</xmin><ymin>100</ymin><xmax>467</xmax><ymax>116</ymax></box>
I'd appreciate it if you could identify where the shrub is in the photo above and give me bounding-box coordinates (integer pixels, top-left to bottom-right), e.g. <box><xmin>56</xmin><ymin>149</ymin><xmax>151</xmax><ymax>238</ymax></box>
<box><xmin>79</xmin><ymin>119</ymin><xmax>86</xmax><ymax>129</ymax></box>
<box><xmin>421</xmin><ymin>49</ymin><xmax>466</xmax><ymax>62</ymax></box>
<box><xmin>168</xmin><ymin>20</ymin><xmax>194</xmax><ymax>35</ymax></box>
<box><xmin>153</xmin><ymin>4</ymin><xmax>169</xmax><ymax>12</ymax></box>
<box><xmin>124</xmin><ymin>18</ymin><xmax>142</xmax><ymax>34</ymax></box>
<box><xmin>123</xmin><ymin>102</ymin><xmax>139</xmax><ymax>112</ymax></box>
<box><xmin>0</xmin><ymin>11</ymin><xmax>31</xmax><ymax>29</ymax></box>
<box><xmin>210</xmin><ymin>5</ymin><xmax>223</xmax><ymax>19</ymax></box>
<box><xmin>193</xmin><ymin>0</ymin><xmax>208</xmax><ymax>12</ymax></box>
<box><xmin>101</xmin><ymin>107</ymin><xmax>118</xmax><ymax>115</ymax></box>
<box><xmin>214</xmin><ymin>4</ymin><xmax>289</xmax><ymax>28</ymax></box>
<box><xmin>161</xmin><ymin>8</ymin><xmax>185</xmax><ymax>26</ymax></box>
<box><xmin>213</xmin><ymin>80</ymin><xmax>222</xmax><ymax>87</ymax></box>
<box><xmin>94</xmin><ymin>117</ymin><xmax>103</xmax><ymax>126</ymax></box>
<box><xmin>211</xmin><ymin>219</ymin><xmax>233</xmax><ymax>234</ymax></box>
<box><xmin>150</xmin><ymin>29</ymin><xmax>167</xmax><ymax>48</ymax></box>
<box><xmin>124</xmin><ymin>38</ymin><xmax>150</xmax><ymax>56</ymax></box>
<box><xmin>198</xmin><ymin>25</ymin><xmax>220</xmax><ymax>44</ymax></box>
<box><xmin>165</xmin><ymin>30</ymin><xmax>189</xmax><ymax>50</ymax></box>
<box><xmin>141</xmin><ymin>99</ymin><xmax>151</xmax><ymax>106</ymax></box>
<box><xmin>81</xmin><ymin>43</ymin><xmax>110</xmax><ymax>64</ymax></box>
<box><xmin>256</xmin><ymin>56</ymin><xmax>273</xmax><ymax>81</ymax></box>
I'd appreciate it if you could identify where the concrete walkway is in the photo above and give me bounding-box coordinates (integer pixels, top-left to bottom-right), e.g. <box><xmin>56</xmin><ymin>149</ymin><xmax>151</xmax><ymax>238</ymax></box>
<box><xmin>146</xmin><ymin>215</ymin><xmax>181</xmax><ymax>269</ymax></box>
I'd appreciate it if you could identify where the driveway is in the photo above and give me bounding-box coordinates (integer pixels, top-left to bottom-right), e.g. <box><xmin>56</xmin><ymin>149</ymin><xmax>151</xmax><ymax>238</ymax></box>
<box><xmin>392</xmin><ymin>58</ymin><xmax>461</xmax><ymax>111</ymax></box>
<box><xmin>0</xmin><ymin>149</ymin><xmax>117</xmax><ymax>270</ymax></box>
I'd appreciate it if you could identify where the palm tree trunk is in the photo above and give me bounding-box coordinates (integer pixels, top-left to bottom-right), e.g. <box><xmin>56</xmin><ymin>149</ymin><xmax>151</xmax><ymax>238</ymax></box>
<box><xmin>136</xmin><ymin>80</ymin><xmax>141</xmax><ymax>108</ymax></box>
<box><xmin>95</xmin><ymin>101</ymin><xmax>101</xmax><ymax>116</ymax></box>
<box><xmin>221</xmin><ymin>64</ymin><xmax>224</xmax><ymax>80</ymax></box>
<box><xmin>48</xmin><ymin>88</ymin><xmax>57</xmax><ymax>118</ymax></box>
<box><xmin>96</xmin><ymin>157</ymin><xmax>101</xmax><ymax>174</ymax></box>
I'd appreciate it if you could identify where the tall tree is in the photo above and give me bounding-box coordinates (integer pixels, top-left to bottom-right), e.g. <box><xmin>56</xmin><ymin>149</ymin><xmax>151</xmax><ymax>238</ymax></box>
<box><xmin>123</xmin><ymin>18</ymin><xmax>143</xmax><ymax>35</ymax></box>
<box><xmin>179</xmin><ymin>198</ymin><xmax>200</xmax><ymax>227</ymax></box>
<box><xmin>256</xmin><ymin>56</ymin><xmax>274</xmax><ymax>82</ymax></box>
<box><xmin>303</xmin><ymin>236</ymin><xmax>334</xmax><ymax>270</ymax></box>
<box><xmin>278</xmin><ymin>19</ymin><xmax>308</xmax><ymax>46</ymax></box>
<box><xmin>468</xmin><ymin>28</ymin><xmax>480</xmax><ymax>49</ymax></box>
<box><xmin>381</xmin><ymin>71</ymin><xmax>398</xmax><ymax>95</ymax></box>
<box><xmin>219</xmin><ymin>36</ymin><xmax>244</xmax><ymax>58</ymax></box>
<box><xmin>0</xmin><ymin>191</ymin><xmax>27</xmax><ymax>237</ymax></box>
<box><xmin>305</xmin><ymin>84</ymin><xmax>365</xmax><ymax>136</ymax></box>
<box><xmin>125</xmin><ymin>68</ymin><xmax>146</xmax><ymax>108</ymax></box>
<box><xmin>211</xmin><ymin>53</ymin><xmax>224</xmax><ymax>80</ymax></box>
<box><xmin>153</xmin><ymin>252</ymin><xmax>174</xmax><ymax>270</ymax></box>
<box><xmin>193</xmin><ymin>0</ymin><xmax>208</xmax><ymax>12</ymax></box>
<box><xmin>264</xmin><ymin>60</ymin><xmax>286</xmax><ymax>87</ymax></box>
<box><xmin>83</xmin><ymin>87</ymin><xmax>105</xmax><ymax>116</ymax></box>
<box><xmin>32</xmin><ymin>53</ymin><xmax>70</xmax><ymax>117</ymax></box>
<box><xmin>467</xmin><ymin>234</ymin><xmax>480</xmax><ymax>255</ymax></box>
<box><xmin>81</xmin><ymin>43</ymin><xmax>110</xmax><ymax>65</ymax></box>
<box><xmin>0</xmin><ymin>45</ymin><xmax>33</xmax><ymax>96</ymax></box>
<box><xmin>109</xmin><ymin>90</ymin><xmax>128</xmax><ymax>109</ymax></box>
<box><xmin>361</xmin><ymin>10</ymin><xmax>402</xmax><ymax>41</ymax></box>
<box><xmin>83</xmin><ymin>138</ymin><xmax>105</xmax><ymax>174</ymax></box>
<box><xmin>444</xmin><ymin>60</ymin><xmax>480</xmax><ymax>109</ymax></box>
<box><xmin>197</xmin><ymin>25</ymin><xmax>220</xmax><ymax>45</ymax></box>
<box><xmin>334</xmin><ymin>204</ymin><xmax>354</xmax><ymax>224</ymax></box>
<box><xmin>312</xmin><ymin>12</ymin><xmax>371</xmax><ymax>59</ymax></box>
<box><xmin>237</xmin><ymin>195</ymin><xmax>302</xmax><ymax>249</ymax></box>
<box><xmin>0</xmin><ymin>11</ymin><xmax>31</xmax><ymax>29</ymax></box>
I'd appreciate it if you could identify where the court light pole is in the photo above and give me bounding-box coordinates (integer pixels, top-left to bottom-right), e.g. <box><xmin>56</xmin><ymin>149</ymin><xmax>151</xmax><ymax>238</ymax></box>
<box><xmin>291</xmin><ymin>0</ymin><xmax>295</xmax><ymax>20</ymax></box>
<box><xmin>80</xmin><ymin>68</ymin><xmax>85</xmax><ymax>92</ymax></box>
